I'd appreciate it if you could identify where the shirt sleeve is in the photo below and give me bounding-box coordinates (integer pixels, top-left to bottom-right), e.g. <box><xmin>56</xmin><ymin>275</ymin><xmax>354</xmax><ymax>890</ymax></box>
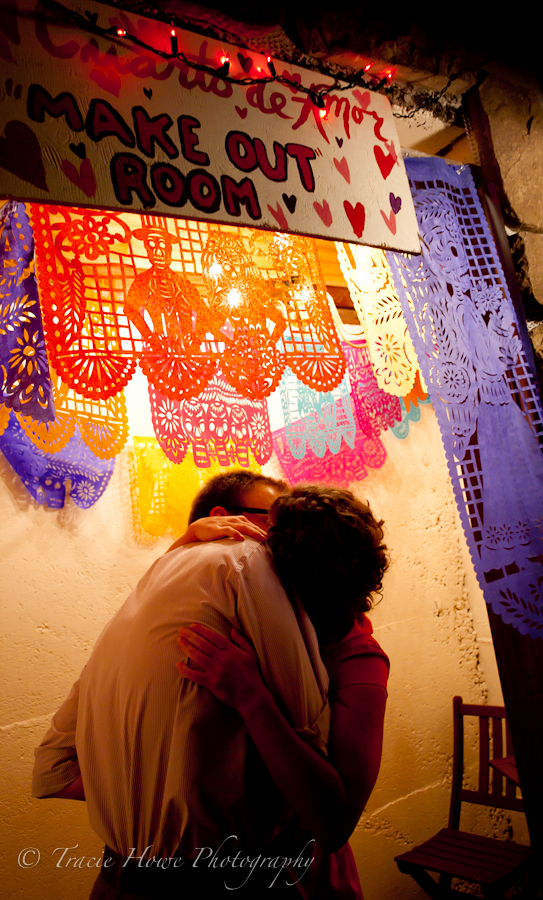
<box><xmin>233</xmin><ymin>545</ymin><xmax>331</xmax><ymax>758</ymax></box>
<box><xmin>332</xmin><ymin>653</ymin><xmax>390</xmax><ymax>691</ymax></box>
<box><xmin>326</xmin><ymin>635</ymin><xmax>390</xmax><ymax>695</ymax></box>
<box><xmin>31</xmin><ymin>675</ymin><xmax>82</xmax><ymax>798</ymax></box>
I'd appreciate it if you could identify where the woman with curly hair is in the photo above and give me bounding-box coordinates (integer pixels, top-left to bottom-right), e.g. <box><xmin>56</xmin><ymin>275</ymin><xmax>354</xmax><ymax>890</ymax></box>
<box><xmin>178</xmin><ymin>484</ymin><xmax>390</xmax><ymax>898</ymax></box>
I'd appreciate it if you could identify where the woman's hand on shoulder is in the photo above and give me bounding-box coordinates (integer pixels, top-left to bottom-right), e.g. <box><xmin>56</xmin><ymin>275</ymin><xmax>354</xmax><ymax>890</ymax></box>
<box><xmin>177</xmin><ymin>624</ymin><xmax>265</xmax><ymax>712</ymax></box>
<box><xmin>166</xmin><ymin>516</ymin><xmax>267</xmax><ymax>553</ymax></box>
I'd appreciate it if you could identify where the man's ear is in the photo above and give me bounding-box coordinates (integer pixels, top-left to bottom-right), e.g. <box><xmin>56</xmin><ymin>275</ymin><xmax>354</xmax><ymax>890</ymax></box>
<box><xmin>209</xmin><ymin>506</ymin><xmax>229</xmax><ymax>517</ymax></box>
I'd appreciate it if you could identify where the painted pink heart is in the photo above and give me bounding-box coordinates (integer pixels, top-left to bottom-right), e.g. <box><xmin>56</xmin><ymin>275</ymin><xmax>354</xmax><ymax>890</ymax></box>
<box><xmin>352</xmin><ymin>89</ymin><xmax>371</xmax><ymax>111</ymax></box>
<box><xmin>374</xmin><ymin>145</ymin><xmax>395</xmax><ymax>180</ymax></box>
<box><xmin>267</xmin><ymin>203</ymin><xmax>288</xmax><ymax>231</ymax></box>
<box><xmin>333</xmin><ymin>156</ymin><xmax>351</xmax><ymax>184</ymax></box>
<box><xmin>380</xmin><ymin>208</ymin><xmax>397</xmax><ymax>234</ymax></box>
<box><xmin>235</xmin><ymin>106</ymin><xmax>248</xmax><ymax>119</ymax></box>
<box><xmin>61</xmin><ymin>157</ymin><xmax>97</xmax><ymax>198</ymax></box>
<box><xmin>344</xmin><ymin>201</ymin><xmax>365</xmax><ymax>238</ymax></box>
<box><xmin>0</xmin><ymin>120</ymin><xmax>48</xmax><ymax>190</ymax></box>
<box><xmin>385</xmin><ymin>140</ymin><xmax>398</xmax><ymax>163</ymax></box>
<box><xmin>389</xmin><ymin>192</ymin><xmax>402</xmax><ymax>214</ymax></box>
<box><xmin>313</xmin><ymin>199</ymin><xmax>333</xmax><ymax>228</ymax></box>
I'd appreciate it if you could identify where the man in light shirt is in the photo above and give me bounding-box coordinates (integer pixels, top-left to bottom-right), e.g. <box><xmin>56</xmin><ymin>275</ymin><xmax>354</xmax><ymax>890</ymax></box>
<box><xmin>32</xmin><ymin>471</ymin><xmax>330</xmax><ymax>897</ymax></box>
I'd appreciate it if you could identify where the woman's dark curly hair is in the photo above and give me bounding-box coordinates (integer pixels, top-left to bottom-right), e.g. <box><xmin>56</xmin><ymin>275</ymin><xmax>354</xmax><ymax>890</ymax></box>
<box><xmin>267</xmin><ymin>485</ymin><xmax>389</xmax><ymax>643</ymax></box>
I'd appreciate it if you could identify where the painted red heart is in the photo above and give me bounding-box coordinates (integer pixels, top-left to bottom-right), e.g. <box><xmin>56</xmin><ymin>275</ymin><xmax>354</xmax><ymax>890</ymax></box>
<box><xmin>333</xmin><ymin>156</ymin><xmax>351</xmax><ymax>184</ymax></box>
<box><xmin>267</xmin><ymin>203</ymin><xmax>288</xmax><ymax>231</ymax></box>
<box><xmin>0</xmin><ymin>120</ymin><xmax>48</xmax><ymax>190</ymax></box>
<box><xmin>380</xmin><ymin>208</ymin><xmax>397</xmax><ymax>234</ymax></box>
<box><xmin>235</xmin><ymin>106</ymin><xmax>248</xmax><ymax>119</ymax></box>
<box><xmin>237</xmin><ymin>53</ymin><xmax>253</xmax><ymax>73</ymax></box>
<box><xmin>374</xmin><ymin>145</ymin><xmax>395</xmax><ymax>180</ymax></box>
<box><xmin>61</xmin><ymin>157</ymin><xmax>97</xmax><ymax>198</ymax></box>
<box><xmin>313</xmin><ymin>199</ymin><xmax>333</xmax><ymax>228</ymax></box>
<box><xmin>344</xmin><ymin>201</ymin><xmax>365</xmax><ymax>238</ymax></box>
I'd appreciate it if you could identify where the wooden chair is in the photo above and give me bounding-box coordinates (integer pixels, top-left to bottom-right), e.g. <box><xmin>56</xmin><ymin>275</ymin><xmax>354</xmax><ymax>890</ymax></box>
<box><xmin>394</xmin><ymin>696</ymin><xmax>534</xmax><ymax>899</ymax></box>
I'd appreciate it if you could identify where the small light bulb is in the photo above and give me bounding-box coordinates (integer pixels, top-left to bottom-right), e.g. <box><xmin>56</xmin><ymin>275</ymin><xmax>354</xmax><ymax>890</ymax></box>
<box><xmin>116</xmin><ymin>28</ymin><xmax>126</xmax><ymax>36</ymax></box>
<box><xmin>226</xmin><ymin>289</ymin><xmax>243</xmax><ymax>309</ymax></box>
<box><xmin>208</xmin><ymin>262</ymin><xmax>223</xmax><ymax>279</ymax></box>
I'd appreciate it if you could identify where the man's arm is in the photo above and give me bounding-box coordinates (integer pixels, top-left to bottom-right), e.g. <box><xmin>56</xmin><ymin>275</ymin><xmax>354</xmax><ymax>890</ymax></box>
<box><xmin>43</xmin><ymin>774</ymin><xmax>85</xmax><ymax>801</ymax></box>
<box><xmin>32</xmin><ymin>676</ymin><xmax>84</xmax><ymax>800</ymax></box>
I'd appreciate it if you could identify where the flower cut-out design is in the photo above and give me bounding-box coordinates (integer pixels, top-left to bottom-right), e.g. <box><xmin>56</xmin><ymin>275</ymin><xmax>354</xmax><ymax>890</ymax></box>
<box><xmin>65</xmin><ymin>215</ymin><xmax>117</xmax><ymax>261</ymax></box>
<box><xmin>0</xmin><ymin>202</ymin><xmax>54</xmax><ymax>422</ymax></box>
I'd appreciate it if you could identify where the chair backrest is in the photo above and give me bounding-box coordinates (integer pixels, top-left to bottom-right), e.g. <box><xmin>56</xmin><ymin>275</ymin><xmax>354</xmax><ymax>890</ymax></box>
<box><xmin>448</xmin><ymin>696</ymin><xmax>524</xmax><ymax>830</ymax></box>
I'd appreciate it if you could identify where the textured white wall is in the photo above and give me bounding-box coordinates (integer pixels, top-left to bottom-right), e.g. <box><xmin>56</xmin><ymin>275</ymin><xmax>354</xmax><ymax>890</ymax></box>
<box><xmin>1</xmin><ymin>401</ymin><xmax>513</xmax><ymax>900</ymax></box>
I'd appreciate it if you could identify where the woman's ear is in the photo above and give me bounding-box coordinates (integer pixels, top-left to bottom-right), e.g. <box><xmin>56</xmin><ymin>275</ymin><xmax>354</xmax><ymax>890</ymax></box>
<box><xmin>209</xmin><ymin>506</ymin><xmax>229</xmax><ymax>517</ymax></box>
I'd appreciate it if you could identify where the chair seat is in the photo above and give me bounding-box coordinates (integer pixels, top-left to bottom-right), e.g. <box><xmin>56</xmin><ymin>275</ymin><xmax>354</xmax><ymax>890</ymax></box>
<box><xmin>395</xmin><ymin>828</ymin><xmax>532</xmax><ymax>886</ymax></box>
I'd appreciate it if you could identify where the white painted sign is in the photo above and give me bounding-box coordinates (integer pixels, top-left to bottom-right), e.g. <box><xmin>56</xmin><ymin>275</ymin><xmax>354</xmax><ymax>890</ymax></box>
<box><xmin>0</xmin><ymin>0</ymin><xmax>419</xmax><ymax>251</ymax></box>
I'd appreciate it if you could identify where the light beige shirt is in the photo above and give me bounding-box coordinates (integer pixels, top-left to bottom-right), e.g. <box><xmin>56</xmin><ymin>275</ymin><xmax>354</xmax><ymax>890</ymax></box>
<box><xmin>32</xmin><ymin>540</ymin><xmax>330</xmax><ymax>858</ymax></box>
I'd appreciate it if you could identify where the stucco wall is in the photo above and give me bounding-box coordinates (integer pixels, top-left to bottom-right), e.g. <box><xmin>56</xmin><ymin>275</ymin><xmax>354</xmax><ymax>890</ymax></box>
<box><xmin>1</xmin><ymin>400</ymin><xmax>520</xmax><ymax>900</ymax></box>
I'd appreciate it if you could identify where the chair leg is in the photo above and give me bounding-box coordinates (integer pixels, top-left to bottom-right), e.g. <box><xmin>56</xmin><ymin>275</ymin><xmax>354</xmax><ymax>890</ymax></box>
<box><xmin>400</xmin><ymin>866</ymin><xmax>448</xmax><ymax>900</ymax></box>
<box><xmin>439</xmin><ymin>873</ymin><xmax>453</xmax><ymax>893</ymax></box>
<box><xmin>524</xmin><ymin>865</ymin><xmax>542</xmax><ymax>900</ymax></box>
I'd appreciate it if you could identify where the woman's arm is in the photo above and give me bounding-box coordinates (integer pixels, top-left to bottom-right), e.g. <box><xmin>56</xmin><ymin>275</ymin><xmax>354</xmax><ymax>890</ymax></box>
<box><xmin>166</xmin><ymin>516</ymin><xmax>267</xmax><ymax>553</ymax></box>
<box><xmin>177</xmin><ymin>624</ymin><xmax>386</xmax><ymax>852</ymax></box>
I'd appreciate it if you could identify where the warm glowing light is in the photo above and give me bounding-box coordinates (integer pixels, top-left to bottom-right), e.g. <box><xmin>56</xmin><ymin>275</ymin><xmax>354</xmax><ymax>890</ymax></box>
<box><xmin>170</xmin><ymin>28</ymin><xmax>176</xmax><ymax>36</ymax></box>
<box><xmin>226</xmin><ymin>289</ymin><xmax>243</xmax><ymax>309</ymax></box>
<box><xmin>220</xmin><ymin>54</ymin><xmax>229</xmax><ymax>65</ymax></box>
<box><xmin>295</xmin><ymin>286</ymin><xmax>312</xmax><ymax>304</ymax></box>
<box><xmin>319</xmin><ymin>109</ymin><xmax>327</xmax><ymax>119</ymax></box>
<box><xmin>208</xmin><ymin>262</ymin><xmax>223</xmax><ymax>279</ymax></box>
<box><xmin>364</xmin><ymin>62</ymin><xmax>373</xmax><ymax>71</ymax></box>
<box><xmin>116</xmin><ymin>28</ymin><xmax>126</xmax><ymax>36</ymax></box>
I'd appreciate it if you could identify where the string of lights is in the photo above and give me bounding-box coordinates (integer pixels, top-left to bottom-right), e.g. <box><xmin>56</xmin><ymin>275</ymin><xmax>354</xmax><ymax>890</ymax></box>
<box><xmin>390</xmin><ymin>62</ymin><xmax>484</xmax><ymax>121</ymax></box>
<box><xmin>38</xmin><ymin>0</ymin><xmax>395</xmax><ymax>107</ymax></box>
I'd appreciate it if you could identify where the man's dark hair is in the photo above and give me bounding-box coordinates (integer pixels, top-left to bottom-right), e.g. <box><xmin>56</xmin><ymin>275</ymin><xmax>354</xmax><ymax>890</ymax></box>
<box><xmin>188</xmin><ymin>470</ymin><xmax>288</xmax><ymax>523</ymax></box>
<box><xmin>267</xmin><ymin>484</ymin><xmax>389</xmax><ymax>643</ymax></box>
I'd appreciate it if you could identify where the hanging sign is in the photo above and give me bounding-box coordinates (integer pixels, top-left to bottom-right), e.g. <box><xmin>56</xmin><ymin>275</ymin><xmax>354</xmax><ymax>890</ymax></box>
<box><xmin>0</xmin><ymin>0</ymin><xmax>419</xmax><ymax>252</ymax></box>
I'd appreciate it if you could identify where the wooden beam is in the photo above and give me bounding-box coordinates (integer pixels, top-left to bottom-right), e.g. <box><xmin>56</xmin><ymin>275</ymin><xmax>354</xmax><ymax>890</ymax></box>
<box><xmin>486</xmin><ymin>607</ymin><xmax>543</xmax><ymax>889</ymax></box>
